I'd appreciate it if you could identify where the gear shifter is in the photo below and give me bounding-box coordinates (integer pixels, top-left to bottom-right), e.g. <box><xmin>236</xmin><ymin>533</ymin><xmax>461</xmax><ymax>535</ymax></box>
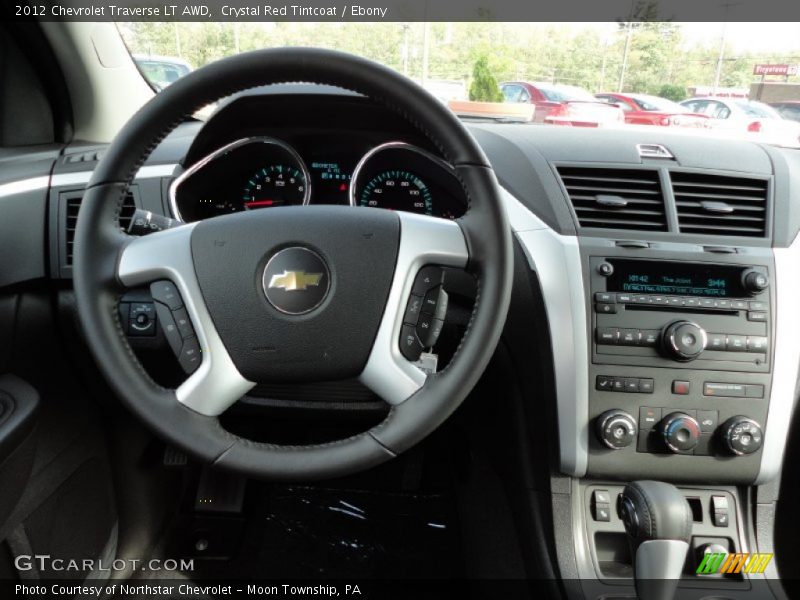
<box><xmin>620</xmin><ymin>481</ymin><xmax>692</xmax><ymax>600</ymax></box>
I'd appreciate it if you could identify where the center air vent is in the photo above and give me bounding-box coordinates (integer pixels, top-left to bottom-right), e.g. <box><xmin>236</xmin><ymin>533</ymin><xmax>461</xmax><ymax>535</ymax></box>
<box><xmin>557</xmin><ymin>166</ymin><xmax>667</xmax><ymax>231</ymax></box>
<box><xmin>670</xmin><ymin>172</ymin><xmax>768</xmax><ymax>238</ymax></box>
<box><xmin>62</xmin><ymin>189</ymin><xmax>137</xmax><ymax>266</ymax></box>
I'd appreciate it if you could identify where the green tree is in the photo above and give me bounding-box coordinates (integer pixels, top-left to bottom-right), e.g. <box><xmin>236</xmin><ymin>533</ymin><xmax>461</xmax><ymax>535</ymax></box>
<box><xmin>658</xmin><ymin>83</ymin><xmax>686</xmax><ymax>102</ymax></box>
<box><xmin>469</xmin><ymin>56</ymin><xmax>503</xmax><ymax>102</ymax></box>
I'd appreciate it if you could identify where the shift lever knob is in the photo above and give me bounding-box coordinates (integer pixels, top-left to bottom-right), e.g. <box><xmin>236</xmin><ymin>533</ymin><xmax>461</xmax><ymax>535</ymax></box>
<box><xmin>620</xmin><ymin>481</ymin><xmax>692</xmax><ymax>600</ymax></box>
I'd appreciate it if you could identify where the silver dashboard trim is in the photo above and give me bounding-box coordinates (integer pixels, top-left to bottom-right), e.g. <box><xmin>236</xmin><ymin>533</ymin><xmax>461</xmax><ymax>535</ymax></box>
<box><xmin>117</xmin><ymin>223</ymin><xmax>255</xmax><ymax>416</ymax></box>
<box><xmin>0</xmin><ymin>176</ymin><xmax>51</xmax><ymax>199</ymax></box>
<box><xmin>168</xmin><ymin>136</ymin><xmax>311</xmax><ymax>222</ymax></box>
<box><xmin>757</xmin><ymin>231</ymin><xmax>800</xmax><ymax>484</ymax></box>
<box><xmin>501</xmin><ymin>187</ymin><xmax>590</xmax><ymax>477</ymax></box>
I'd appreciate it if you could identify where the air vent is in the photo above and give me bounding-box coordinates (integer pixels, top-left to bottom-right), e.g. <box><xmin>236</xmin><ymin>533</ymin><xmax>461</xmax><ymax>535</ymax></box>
<box><xmin>63</xmin><ymin>189</ymin><xmax>137</xmax><ymax>266</ymax></box>
<box><xmin>557</xmin><ymin>166</ymin><xmax>667</xmax><ymax>231</ymax></box>
<box><xmin>671</xmin><ymin>172</ymin><xmax>768</xmax><ymax>238</ymax></box>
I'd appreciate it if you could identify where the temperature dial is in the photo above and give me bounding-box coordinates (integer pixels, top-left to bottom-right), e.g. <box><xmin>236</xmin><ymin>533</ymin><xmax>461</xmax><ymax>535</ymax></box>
<box><xmin>720</xmin><ymin>416</ymin><xmax>763</xmax><ymax>455</ymax></box>
<box><xmin>659</xmin><ymin>412</ymin><xmax>701</xmax><ymax>453</ymax></box>
<box><xmin>596</xmin><ymin>410</ymin><xmax>637</xmax><ymax>450</ymax></box>
<box><xmin>662</xmin><ymin>320</ymin><xmax>707</xmax><ymax>362</ymax></box>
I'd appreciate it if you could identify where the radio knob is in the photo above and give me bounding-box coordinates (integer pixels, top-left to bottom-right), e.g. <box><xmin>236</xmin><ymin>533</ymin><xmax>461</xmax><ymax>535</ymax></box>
<box><xmin>720</xmin><ymin>416</ymin><xmax>763</xmax><ymax>456</ymax></box>
<box><xmin>742</xmin><ymin>269</ymin><xmax>769</xmax><ymax>295</ymax></box>
<box><xmin>596</xmin><ymin>410</ymin><xmax>637</xmax><ymax>450</ymax></box>
<box><xmin>659</xmin><ymin>412</ymin><xmax>701</xmax><ymax>453</ymax></box>
<box><xmin>662</xmin><ymin>320</ymin><xmax>707</xmax><ymax>362</ymax></box>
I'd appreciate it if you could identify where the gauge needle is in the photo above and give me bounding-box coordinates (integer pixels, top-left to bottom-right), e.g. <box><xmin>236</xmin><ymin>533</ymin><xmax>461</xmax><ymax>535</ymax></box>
<box><xmin>244</xmin><ymin>199</ymin><xmax>282</xmax><ymax>208</ymax></box>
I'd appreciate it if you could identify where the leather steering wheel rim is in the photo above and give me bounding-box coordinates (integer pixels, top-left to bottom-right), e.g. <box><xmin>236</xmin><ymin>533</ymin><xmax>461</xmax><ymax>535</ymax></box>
<box><xmin>73</xmin><ymin>48</ymin><xmax>513</xmax><ymax>480</ymax></box>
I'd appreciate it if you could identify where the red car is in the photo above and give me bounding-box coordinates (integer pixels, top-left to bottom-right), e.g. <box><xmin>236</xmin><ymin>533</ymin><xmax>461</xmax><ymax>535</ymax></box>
<box><xmin>595</xmin><ymin>92</ymin><xmax>709</xmax><ymax>128</ymax></box>
<box><xmin>501</xmin><ymin>81</ymin><xmax>624</xmax><ymax>127</ymax></box>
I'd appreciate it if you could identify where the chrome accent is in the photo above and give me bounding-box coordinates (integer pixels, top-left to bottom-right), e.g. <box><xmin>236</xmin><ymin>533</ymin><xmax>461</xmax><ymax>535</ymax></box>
<box><xmin>358</xmin><ymin>212</ymin><xmax>468</xmax><ymax>406</ymax></box>
<box><xmin>117</xmin><ymin>224</ymin><xmax>255</xmax><ymax>416</ymax></box>
<box><xmin>637</xmin><ymin>143</ymin><xmax>674</xmax><ymax>159</ymax></box>
<box><xmin>168</xmin><ymin>137</ymin><xmax>311</xmax><ymax>222</ymax></box>
<box><xmin>0</xmin><ymin>176</ymin><xmax>50</xmax><ymax>199</ymax></box>
<box><xmin>504</xmin><ymin>187</ymin><xmax>589</xmax><ymax>478</ymax></box>
<box><xmin>51</xmin><ymin>163</ymin><xmax>178</xmax><ymax>188</ymax></box>
<box><xmin>349</xmin><ymin>141</ymin><xmax>455</xmax><ymax>208</ymax></box>
<box><xmin>758</xmin><ymin>233</ymin><xmax>800</xmax><ymax>483</ymax></box>
<box><xmin>635</xmin><ymin>539</ymin><xmax>689</xmax><ymax>583</ymax></box>
<box><xmin>722</xmin><ymin>416</ymin><xmax>763</xmax><ymax>456</ymax></box>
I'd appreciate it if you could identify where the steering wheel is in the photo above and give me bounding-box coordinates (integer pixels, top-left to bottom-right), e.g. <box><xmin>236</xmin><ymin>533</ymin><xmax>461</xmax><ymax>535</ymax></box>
<box><xmin>73</xmin><ymin>49</ymin><xmax>512</xmax><ymax>479</ymax></box>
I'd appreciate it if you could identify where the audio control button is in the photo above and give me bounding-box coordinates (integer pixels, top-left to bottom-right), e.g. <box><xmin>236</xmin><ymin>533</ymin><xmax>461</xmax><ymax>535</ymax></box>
<box><xmin>619</xmin><ymin>329</ymin><xmax>639</xmax><ymax>345</ymax></box>
<box><xmin>747</xmin><ymin>336</ymin><xmax>768</xmax><ymax>353</ymax></box>
<box><xmin>596</xmin><ymin>303</ymin><xmax>617</xmax><ymax>314</ymax></box>
<box><xmin>747</xmin><ymin>311</ymin><xmax>767</xmax><ymax>322</ymax></box>
<box><xmin>727</xmin><ymin>335</ymin><xmax>747</xmax><ymax>351</ymax></box>
<box><xmin>596</xmin><ymin>328</ymin><xmax>618</xmax><ymax>344</ymax></box>
<box><xmin>663</xmin><ymin>320</ymin><xmax>707</xmax><ymax>361</ymax></box>
<box><xmin>707</xmin><ymin>333</ymin><xmax>727</xmax><ymax>351</ymax></box>
<box><xmin>595</xmin><ymin>292</ymin><xmax>615</xmax><ymax>303</ymax></box>
<box><xmin>749</xmin><ymin>301</ymin><xmax>767</xmax><ymax>311</ymax></box>
<box><xmin>640</xmin><ymin>330</ymin><xmax>659</xmax><ymax>346</ymax></box>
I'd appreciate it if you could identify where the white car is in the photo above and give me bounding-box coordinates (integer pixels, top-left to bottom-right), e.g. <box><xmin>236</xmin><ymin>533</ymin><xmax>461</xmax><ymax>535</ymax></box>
<box><xmin>680</xmin><ymin>97</ymin><xmax>800</xmax><ymax>147</ymax></box>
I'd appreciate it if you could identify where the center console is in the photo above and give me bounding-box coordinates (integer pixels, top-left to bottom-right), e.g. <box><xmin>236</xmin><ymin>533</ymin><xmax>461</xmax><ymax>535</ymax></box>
<box><xmin>583</xmin><ymin>248</ymin><xmax>774</xmax><ymax>485</ymax></box>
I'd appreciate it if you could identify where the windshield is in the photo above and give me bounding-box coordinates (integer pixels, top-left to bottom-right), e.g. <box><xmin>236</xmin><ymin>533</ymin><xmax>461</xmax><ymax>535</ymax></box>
<box><xmin>117</xmin><ymin>22</ymin><xmax>800</xmax><ymax>146</ymax></box>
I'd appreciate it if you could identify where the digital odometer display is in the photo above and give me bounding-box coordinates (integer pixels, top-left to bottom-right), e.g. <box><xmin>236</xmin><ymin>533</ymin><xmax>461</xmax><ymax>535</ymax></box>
<box><xmin>606</xmin><ymin>259</ymin><xmax>747</xmax><ymax>298</ymax></box>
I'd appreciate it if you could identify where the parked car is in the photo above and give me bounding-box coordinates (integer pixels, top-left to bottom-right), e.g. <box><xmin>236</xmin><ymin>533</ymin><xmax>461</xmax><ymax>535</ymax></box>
<box><xmin>595</xmin><ymin>92</ymin><xmax>709</xmax><ymax>127</ymax></box>
<box><xmin>680</xmin><ymin>97</ymin><xmax>800</xmax><ymax>146</ymax></box>
<box><xmin>133</xmin><ymin>54</ymin><xmax>192</xmax><ymax>90</ymax></box>
<box><xmin>770</xmin><ymin>100</ymin><xmax>800</xmax><ymax>123</ymax></box>
<box><xmin>501</xmin><ymin>81</ymin><xmax>624</xmax><ymax>127</ymax></box>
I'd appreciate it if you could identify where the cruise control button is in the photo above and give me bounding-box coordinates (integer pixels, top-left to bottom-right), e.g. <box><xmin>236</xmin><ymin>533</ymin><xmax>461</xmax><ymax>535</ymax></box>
<box><xmin>747</xmin><ymin>336</ymin><xmax>768</xmax><ymax>353</ymax></box>
<box><xmin>154</xmin><ymin>303</ymin><xmax>182</xmax><ymax>355</ymax></box>
<box><xmin>129</xmin><ymin>302</ymin><xmax>156</xmax><ymax>336</ymax></box>
<box><xmin>178</xmin><ymin>337</ymin><xmax>202</xmax><ymax>374</ymax></box>
<box><xmin>596</xmin><ymin>328</ymin><xmax>618</xmax><ymax>345</ymax></box>
<box><xmin>403</xmin><ymin>294</ymin><xmax>424</xmax><ymax>325</ymax></box>
<box><xmin>151</xmin><ymin>280</ymin><xmax>183</xmax><ymax>310</ymax></box>
<box><xmin>411</xmin><ymin>266</ymin><xmax>443</xmax><ymax>295</ymax></box>
<box><xmin>399</xmin><ymin>325</ymin><xmax>424</xmax><ymax>361</ymax></box>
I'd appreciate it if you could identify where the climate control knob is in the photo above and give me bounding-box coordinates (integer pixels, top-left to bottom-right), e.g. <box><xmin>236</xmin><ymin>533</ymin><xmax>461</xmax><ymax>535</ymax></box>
<box><xmin>741</xmin><ymin>269</ymin><xmax>769</xmax><ymax>295</ymax></box>
<box><xmin>596</xmin><ymin>410</ymin><xmax>637</xmax><ymax>450</ymax></box>
<box><xmin>720</xmin><ymin>416</ymin><xmax>763</xmax><ymax>455</ymax></box>
<box><xmin>659</xmin><ymin>412</ymin><xmax>701</xmax><ymax>453</ymax></box>
<box><xmin>662</xmin><ymin>320</ymin><xmax>707</xmax><ymax>362</ymax></box>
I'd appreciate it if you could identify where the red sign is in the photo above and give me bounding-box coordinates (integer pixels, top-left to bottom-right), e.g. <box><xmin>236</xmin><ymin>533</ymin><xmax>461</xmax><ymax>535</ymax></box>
<box><xmin>753</xmin><ymin>64</ymin><xmax>798</xmax><ymax>76</ymax></box>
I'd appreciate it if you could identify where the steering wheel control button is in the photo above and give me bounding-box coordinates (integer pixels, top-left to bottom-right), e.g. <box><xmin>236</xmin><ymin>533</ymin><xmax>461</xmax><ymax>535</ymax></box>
<box><xmin>403</xmin><ymin>294</ymin><xmax>423</xmax><ymax>325</ymax></box>
<box><xmin>179</xmin><ymin>337</ymin><xmax>202</xmax><ymax>374</ymax></box>
<box><xmin>417</xmin><ymin>315</ymin><xmax>444</xmax><ymax>348</ymax></box>
<box><xmin>659</xmin><ymin>412</ymin><xmax>701</xmax><ymax>454</ymax></box>
<box><xmin>596</xmin><ymin>409</ymin><xmax>637</xmax><ymax>450</ymax></box>
<box><xmin>721</xmin><ymin>416</ymin><xmax>763</xmax><ymax>456</ymax></box>
<box><xmin>151</xmin><ymin>280</ymin><xmax>184</xmax><ymax>310</ymax></box>
<box><xmin>261</xmin><ymin>247</ymin><xmax>330</xmax><ymax>315</ymax></box>
<box><xmin>129</xmin><ymin>302</ymin><xmax>156</xmax><ymax>336</ymax></box>
<box><xmin>400</xmin><ymin>324</ymin><xmax>424</xmax><ymax>361</ymax></box>
<box><xmin>411</xmin><ymin>266</ymin><xmax>444</xmax><ymax>295</ymax></box>
<box><xmin>421</xmin><ymin>285</ymin><xmax>448</xmax><ymax>319</ymax></box>
<box><xmin>172</xmin><ymin>308</ymin><xmax>194</xmax><ymax>339</ymax></box>
<box><xmin>154</xmin><ymin>303</ymin><xmax>183</xmax><ymax>355</ymax></box>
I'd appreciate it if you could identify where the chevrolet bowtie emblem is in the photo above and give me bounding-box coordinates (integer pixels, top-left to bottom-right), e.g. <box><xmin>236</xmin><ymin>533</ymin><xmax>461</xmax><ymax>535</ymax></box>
<box><xmin>268</xmin><ymin>270</ymin><xmax>323</xmax><ymax>292</ymax></box>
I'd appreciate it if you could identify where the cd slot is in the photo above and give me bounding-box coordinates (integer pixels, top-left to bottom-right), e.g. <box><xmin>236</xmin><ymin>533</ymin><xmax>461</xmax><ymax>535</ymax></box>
<box><xmin>624</xmin><ymin>305</ymin><xmax>738</xmax><ymax>317</ymax></box>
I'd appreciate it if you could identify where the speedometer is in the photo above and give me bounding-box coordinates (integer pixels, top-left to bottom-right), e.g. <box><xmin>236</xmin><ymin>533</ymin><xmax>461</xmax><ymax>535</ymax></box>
<box><xmin>359</xmin><ymin>170</ymin><xmax>433</xmax><ymax>215</ymax></box>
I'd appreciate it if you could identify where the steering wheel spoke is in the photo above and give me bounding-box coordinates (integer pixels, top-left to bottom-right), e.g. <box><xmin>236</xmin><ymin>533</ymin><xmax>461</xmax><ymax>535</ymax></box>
<box><xmin>359</xmin><ymin>212</ymin><xmax>469</xmax><ymax>405</ymax></box>
<box><xmin>117</xmin><ymin>225</ymin><xmax>255</xmax><ymax>416</ymax></box>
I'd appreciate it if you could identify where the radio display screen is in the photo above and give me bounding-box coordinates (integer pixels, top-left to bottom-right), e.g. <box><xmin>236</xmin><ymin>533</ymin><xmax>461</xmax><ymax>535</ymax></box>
<box><xmin>606</xmin><ymin>260</ymin><xmax>747</xmax><ymax>298</ymax></box>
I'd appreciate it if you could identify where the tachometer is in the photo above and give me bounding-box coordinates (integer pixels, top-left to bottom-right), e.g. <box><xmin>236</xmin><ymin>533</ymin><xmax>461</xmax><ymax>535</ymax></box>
<box><xmin>242</xmin><ymin>164</ymin><xmax>307</xmax><ymax>209</ymax></box>
<box><xmin>359</xmin><ymin>170</ymin><xmax>433</xmax><ymax>215</ymax></box>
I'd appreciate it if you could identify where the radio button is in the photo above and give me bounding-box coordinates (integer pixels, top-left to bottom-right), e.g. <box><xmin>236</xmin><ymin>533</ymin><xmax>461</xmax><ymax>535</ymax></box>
<box><xmin>700</xmin><ymin>298</ymin><xmax>715</xmax><ymax>308</ymax></box>
<box><xmin>596</xmin><ymin>328</ymin><xmax>619</xmax><ymax>344</ymax></box>
<box><xmin>749</xmin><ymin>301</ymin><xmax>767</xmax><ymax>311</ymax></box>
<box><xmin>638</xmin><ymin>378</ymin><xmax>654</xmax><ymax>393</ymax></box>
<box><xmin>667</xmin><ymin>297</ymin><xmax>685</xmax><ymax>307</ymax></box>
<box><xmin>617</xmin><ymin>293</ymin><xmax>634</xmax><ymax>303</ymax></box>
<box><xmin>707</xmin><ymin>333</ymin><xmax>727</xmax><ymax>351</ymax></box>
<box><xmin>685</xmin><ymin>298</ymin><xmax>701</xmax><ymax>307</ymax></box>
<box><xmin>619</xmin><ymin>329</ymin><xmax>639</xmax><ymax>345</ymax></box>
<box><xmin>651</xmin><ymin>296</ymin><xmax>668</xmax><ymax>305</ymax></box>
<box><xmin>595</xmin><ymin>292</ymin><xmax>615</xmax><ymax>303</ymax></box>
<box><xmin>732</xmin><ymin>300</ymin><xmax>749</xmax><ymax>310</ymax></box>
<box><xmin>747</xmin><ymin>311</ymin><xmax>767</xmax><ymax>322</ymax></box>
<box><xmin>747</xmin><ymin>336</ymin><xmax>768</xmax><ymax>353</ymax></box>
<box><xmin>717</xmin><ymin>300</ymin><xmax>732</xmax><ymax>309</ymax></box>
<box><xmin>596</xmin><ymin>303</ymin><xmax>617</xmax><ymax>314</ymax></box>
<box><xmin>727</xmin><ymin>335</ymin><xmax>747</xmax><ymax>351</ymax></box>
<box><xmin>635</xmin><ymin>295</ymin><xmax>651</xmax><ymax>304</ymax></box>
<box><xmin>640</xmin><ymin>330</ymin><xmax>659</xmax><ymax>346</ymax></box>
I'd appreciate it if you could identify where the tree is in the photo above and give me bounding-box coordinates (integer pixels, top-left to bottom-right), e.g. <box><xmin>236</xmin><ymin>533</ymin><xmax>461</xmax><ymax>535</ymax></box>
<box><xmin>658</xmin><ymin>83</ymin><xmax>686</xmax><ymax>102</ymax></box>
<box><xmin>469</xmin><ymin>56</ymin><xmax>503</xmax><ymax>102</ymax></box>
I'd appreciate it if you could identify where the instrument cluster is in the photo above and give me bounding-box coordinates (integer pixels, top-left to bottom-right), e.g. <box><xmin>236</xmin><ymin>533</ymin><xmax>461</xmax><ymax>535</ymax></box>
<box><xmin>170</xmin><ymin>137</ymin><xmax>467</xmax><ymax>223</ymax></box>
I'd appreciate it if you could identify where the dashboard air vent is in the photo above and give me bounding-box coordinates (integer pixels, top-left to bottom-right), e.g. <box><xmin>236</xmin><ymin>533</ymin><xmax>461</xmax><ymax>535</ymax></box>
<box><xmin>557</xmin><ymin>166</ymin><xmax>667</xmax><ymax>231</ymax></box>
<box><xmin>64</xmin><ymin>189</ymin><xmax>137</xmax><ymax>266</ymax></box>
<box><xmin>670</xmin><ymin>172</ymin><xmax>768</xmax><ymax>238</ymax></box>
